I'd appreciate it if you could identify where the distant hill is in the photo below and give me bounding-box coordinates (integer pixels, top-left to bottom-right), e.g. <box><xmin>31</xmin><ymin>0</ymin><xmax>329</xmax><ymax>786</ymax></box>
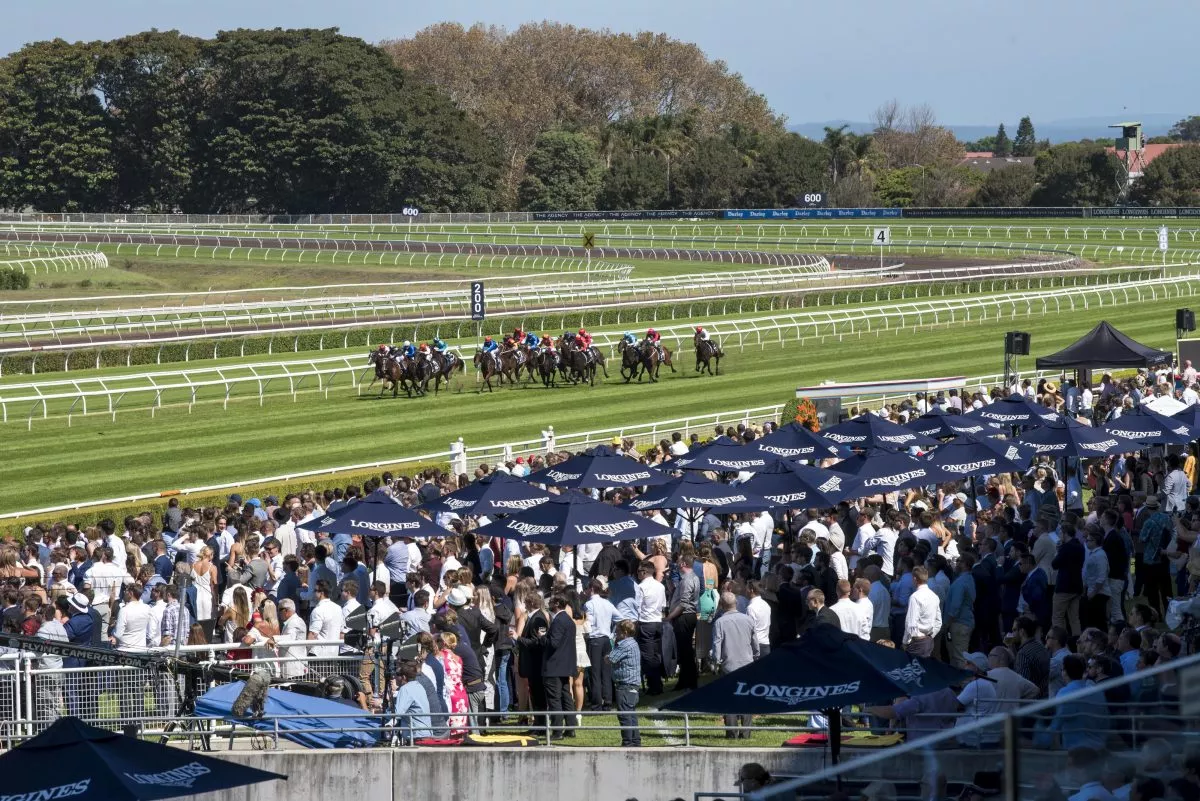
<box><xmin>789</xmin><ymin>113</ymin><xmax>1184</xmax><ymax>144</ymax></box>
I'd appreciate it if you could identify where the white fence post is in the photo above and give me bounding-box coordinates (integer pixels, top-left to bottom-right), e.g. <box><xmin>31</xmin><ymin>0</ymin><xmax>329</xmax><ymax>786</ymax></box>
<box><xmin>450</xmin><ymin>437</ymin><xmax>467</xmax><ymax>476</ymax></box>
<box><xmin>543</xmin><ymin>425</ymin><xmax>556</xmax><ymax>453</ymax></box>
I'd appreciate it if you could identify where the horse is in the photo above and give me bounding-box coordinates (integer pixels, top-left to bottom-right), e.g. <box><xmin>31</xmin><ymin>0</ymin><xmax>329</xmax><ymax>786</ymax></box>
<box><xmin>498</xmin><ymin>348</ymin><xmax>526</xmax><ymax>384</ymax></box>
<box><xmin>402</xmin><ymin>354</ymin><xmax>437</xmax><ymax>397</ymax></box>
<box><xmin>535</xmin><ymin>348</ymin><xmax>558</xmax><ymax>388</ymax></box>
<box><xmin>516</xmin><ymin>344</ymin><xmax>538</xmax><ymax>383</ymax></box>
<box><xmin>618</xmin><ymin>340</ymin><xmax>642</xmax><ymax>383</ymax></box>
<box><xmin>430</xmin><ymin>350</ymin><xmax>464</xmax><ymax>394</ymax></box>
<box><xmin>564</xmin><ymin>344</ymin><xmax>609</xmax><ymax>387</ymax></box>
<box><xmin>694</xmin><ymin>332</ymin><xmax>723</xmax><ymax>376</ymax></box>
<box><xmin>638</xmin><ymin>339</ymin><xmax>676</xmax><ymax>383</ymax></box>
<box><xmin>367</xmin><ymin>350</ymin><xmax>404</xmax><ymax>398</ymax></box>
<box><xmin>473</xmin><ymin>349</ymin><xmax>507</xmax><ymax>393</ymax></box>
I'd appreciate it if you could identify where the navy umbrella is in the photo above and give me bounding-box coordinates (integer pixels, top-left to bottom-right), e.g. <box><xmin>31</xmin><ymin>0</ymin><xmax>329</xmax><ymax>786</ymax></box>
<box><xmin>741</xmin><ymin>423</ymin><xmax>840</xmax><ymax>461</ymax></box>
<box><xmin>0</xmin><ymin>716</ymin><xmax>285</xmax><ymax>801</ymax></box>
<box><xmin>417</xmin><ymin>471</ymin><xmax>550</xmax><ymax>516</ymax></box>
<box><xmin>669</xmin><ymin>435</ymin><xmax>742</xmax><ymax>468</ymax></box>
<box><xmin>619</xmin><ymin>472</ymin><xmax>777</xmax><ymax>514</ymax></box>
<box><xmin>826</xmin><ymin>447</ymin><xmax>957</xmax><ymax>496</ymax></box>
<box><xmin>663</xmin><ymin>626</ymin><xmax>973</xmax><ymax>764</ymax></box>
<box><xmin>474</xmin><ymin>492</ymin><xmax>675</xmax><ymax>546</ymax></box>
<box><xmin>962</xmin><ymin>395</ymin><xmax>1062</xmax><ymax>427</ymax></box>
<box><xmin>904</xmin><ymin>410</ymin><xmax>1002</xmax><ymax>440</ymax></box>
<box><xmin>298</xmin><ymin>488</ymin><xmax>447</xmax><ymax>538</ymax></box>
<box><xmin>1102</xmin><ymin>404</ymin><xmax>1199</xmax><ymax>446</ymax></box>
<box><xmin>524</xmin><ymin>453</ymin><xmax>672</xmax><ymax>489</ymax></box>
<box><xmin>820</xmin><ymin>413</ymin><xmax>941</xmax><ymax>451</ymax></box>
<box><xmin>1172</xmin><ymin>404</ymin><xmax>1200</xmax><ymax>429</ymax></box>
<box><xmin>1015</xmin><ymin>416</ymin><xmax>1144</xmax><ymax>458</ymax></box>
<box><xmin>676</xmin><ymin>438</ymin><xmax>789</xmax><ymax>473</ymax></box>
<box><xmin>741</xmin><ymin>461</ymin><xmax>850</xmax><ymax>507</ymax></box>
<box><xmin>925</xmin><ymin>433</ymin><xmax>1035</xmax><ymax>477</ymax></box>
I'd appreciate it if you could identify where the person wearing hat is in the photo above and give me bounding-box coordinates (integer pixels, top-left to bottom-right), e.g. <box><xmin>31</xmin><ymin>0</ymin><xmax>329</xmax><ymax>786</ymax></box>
<box><xmin>1137</xmin><ymin>495</ymin><xmax>1173</xmax><ymax>617</ymax></box>
<box><xmin>55</xmin><ymin>592</ymin><xmax>97</xmax><ymax>719</ymax></box>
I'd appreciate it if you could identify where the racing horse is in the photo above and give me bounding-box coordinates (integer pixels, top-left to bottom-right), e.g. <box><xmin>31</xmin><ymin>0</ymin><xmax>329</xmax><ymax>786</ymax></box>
<box><xmin>430</xmin><ymin>350</ymin><xmax>465</xmax><ymax>394</ymax></box>
<box><xmin>367</xmin><ymin>349</ymin><xmax>404</xmax><ymax>398</ymax></box>
<box><xmin>694</xmin><ymin>331</ymin><xmax>724</xmax><ymax>376</ymax></box>
<box><xmin>618</xmin><ymin>340</ymin><xmax>642</xmax><ymax>383</ymax></box>
<box><xmin>474</xmin><ymin>348</ymin><xmax>511</xmax><ymax>393</ymax></box>
<box><xmin>638</xmin><ymin>338</ymin><xmax>676</xmax><ymax>383</ymax></box>
<box><xmin>535</xmin><ymin>348</ymin><xmax>559</xmax><ymax>388</ymax></box>
<box><xmin>402</xmin><ymin>354</ymin><xmax>437</xmax><ymax>397</ymax></box>
<box><xmin>564</xmin><ymin>344</ymin><xmax>609</xmax><ymax>387</ymax></box>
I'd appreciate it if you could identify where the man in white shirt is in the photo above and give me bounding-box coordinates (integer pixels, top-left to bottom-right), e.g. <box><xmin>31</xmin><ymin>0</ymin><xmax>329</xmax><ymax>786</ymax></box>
<box><xmin>307</xmin><ymin>579</ymin><xmax>344</xmax><ymax>659</ymax></box>
<box><xmin>851</xmin><ymin>578</ymin><xmax>874</xmax><ymax>641</ymax></box>
<box><xmin>634</xmin><ymin>560</ymin><xmax>667</xmax><ymax>695</ymax></box>
<box><xmin>145</xmin><ymin>585</ymin><xmax>166</xmax><ymax>648</ymax></box>
<box><xmin>111</xmin><ymin>583</ymin><xmax>151</xmax><ymax>651</ymax></box>
<box><xmin>1163</xmin><ymin>454</ymin><xmax>1190</xmax><ymax>513</ymax></box>
<box><xmin>367</xmin><ymin>581</ymin><xmax>400</xmax><ymax>631</ymax></box>
<box><xmin>798</xmin><ymin>509</ymin><xmax>829</xmax><ymax>542</ymax></box>
<box><xmin>903</xmin><ymin>566</ymin><xmax>942</xmax><ymax>657</ymax></box>
<box><xmin>822</xmin><ymin>538</ymin><xmax>849</xmax><ymax>582</ymax></box>
<box><xmin>864</xmin><ymin>520</ymin><xmax>898</xmax><ymax>578</ymax></box>
<box><xmin>746</xmin><ymin>580</ymin><xmax>772</xmax><ymax>657</ymax></box>
<box><xmin>668</xmin><ymin>432</ymin><xmax>690</xmax><ymax>456</ymax></box>
<box><xmin>270</xmin><ymin>599</ymin><xmax>310</xmax><ymax>680</ymax></box>
<box><xmin>847</xmin><ymin>511</ymin><xmax>876</xmax><ymax>572</ymax></box>
<box><xmin>830</xmin><ymin>580</ymin><xmax>868</xmax><ymax>639</ymax></box>
<box><xmin>865</xmin><ymin>566</ymin><xmax>892</xmax><ymax>642</ymax></box>
<box><xmin>275</xmin><ymin>508</ymin><xmax>301</xmax><ymax>558</ymax></box>
<box><xmin>84</xmin><ymin>546</ymin><xmax>127</xmax><ymax>630</ymax></box>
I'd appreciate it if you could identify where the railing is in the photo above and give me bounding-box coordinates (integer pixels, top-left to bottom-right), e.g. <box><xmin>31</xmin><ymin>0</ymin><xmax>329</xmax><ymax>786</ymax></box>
<box><xmin>0</xmin><ymin>367</ymin><xmax>1034</xmax><ymax>522</ymax></box>
<box><xmin>0</xmin><ymin>244</ymin><xmax>109</xmax><ymax>274</ymax></box>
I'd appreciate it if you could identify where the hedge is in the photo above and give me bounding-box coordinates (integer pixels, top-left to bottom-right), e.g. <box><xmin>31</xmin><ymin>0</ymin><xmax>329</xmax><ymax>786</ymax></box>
<box><xmin>1</xmin><ymin>460</ymin><xmax>449</xmax><ymax>536</ymax></box>
<box><xmin>0</xmin><ymin>269</ymin><xmax>30</xmax><ymax>290</ymax></box>
<box><xmin>2</xmin><ymin>270</ymin><xmax>1153</xmax><ymax>375</ymax></box>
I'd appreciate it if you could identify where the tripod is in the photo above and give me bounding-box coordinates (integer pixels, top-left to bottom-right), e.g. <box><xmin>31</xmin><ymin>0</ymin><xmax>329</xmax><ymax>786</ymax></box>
<box><xmin>157</xmin><ymin>660</ymin><xmax>213</xmax><ymax>751</ymax></box>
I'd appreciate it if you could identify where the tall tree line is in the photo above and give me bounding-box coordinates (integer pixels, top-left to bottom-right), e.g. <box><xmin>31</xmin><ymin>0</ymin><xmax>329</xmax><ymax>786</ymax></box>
<box><xmin>0</xmin><ymin>29</ymin><xmax>502</xmax><ymax>213</ymax></box>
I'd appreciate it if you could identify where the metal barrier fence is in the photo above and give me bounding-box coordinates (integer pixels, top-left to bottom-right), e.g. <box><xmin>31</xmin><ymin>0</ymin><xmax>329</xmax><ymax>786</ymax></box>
<box><xmin>732</xmin><ymin>647</ymin><xmax>1200</xmax><ymax>801</ymax></box>
<box><xmin>0</xmin><ymin>245</ymin><xmax>108</xmax><ymax>275</ymax></box>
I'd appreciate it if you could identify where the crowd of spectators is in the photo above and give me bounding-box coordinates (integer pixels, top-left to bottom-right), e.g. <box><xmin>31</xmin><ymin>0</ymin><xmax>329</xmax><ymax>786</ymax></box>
<box><xmin>0</xmin><ymin>366</ymin><xmax>1198</xmax><ymax>799</ymax></box>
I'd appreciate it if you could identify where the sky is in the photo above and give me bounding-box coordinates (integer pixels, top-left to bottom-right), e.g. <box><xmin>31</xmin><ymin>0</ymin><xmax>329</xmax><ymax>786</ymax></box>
<box><xmin>3</xmin><ymin>0</ymin><xmax>1195</xmax><ymax>126</ymax></box>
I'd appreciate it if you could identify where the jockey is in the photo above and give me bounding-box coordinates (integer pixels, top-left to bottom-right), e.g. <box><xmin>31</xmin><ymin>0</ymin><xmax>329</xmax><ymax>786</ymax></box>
<box><xmin>695</xmin><ymin>325</ymin><xmax>710</xmax><ymax>342</ymax></box>
<box><xmin>481</xmin><ymin>335</ymin><xmax>498</xmax><ymax>354</ymax></box>
<box><xmin>418</xmin><ymin>342</ymin><xmax>433</xmax><ymax>363</ymax></box>
<box><xmin>646</xmin><ymin>327</ymin><xmax>665</xmax><ymax>361</ymax></box>
<box><xmin>524</xmin><ymin>331</ymin><xmax>540</xmax><ymax>349</ymax></box>
<box><xmin>622</xmin><ymin>332</ymin><xmax>637</xmax><ymax>347</ymax></box>
<box><xmin>577</xmin><ymin>328</ymin><xmax>593</xmax><ymax>350</ymax></box>
<box><xmin>432</xmin><ymin>337</ymin><xmax>449</xmax><ymax>353</ymax></box>
<box><xmin>400</xmin><ymin>340</ymin><xmax>416</xmax><ymax>360</ymax></box>
<box><xmin>513</xmin><ymin>327</ymin><xmax>526</xmax><ymax>344</ymax></box>
<box><xmin>561</xmin><ymin>331</ymin><xmax>576</xmax><ymax>349</ymax></box>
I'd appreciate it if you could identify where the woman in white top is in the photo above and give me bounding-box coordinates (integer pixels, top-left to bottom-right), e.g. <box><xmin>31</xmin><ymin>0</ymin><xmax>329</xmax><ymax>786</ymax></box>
<box><xmin>192</xmin><ymin>545</ymin><xmax>218</xmax><ymax>639</ymax></box>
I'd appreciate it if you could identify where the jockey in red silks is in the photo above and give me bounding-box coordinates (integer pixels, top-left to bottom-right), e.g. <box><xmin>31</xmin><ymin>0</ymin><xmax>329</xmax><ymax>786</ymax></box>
<box><xmin>577</xmin><ymin>328</ymin><xmax>593</xmax><ymax>350</ymax></box>
<box><xmin>646</xmin><ymin>327</ymin><xmax>665</xmax><ymax>361</ymax></box>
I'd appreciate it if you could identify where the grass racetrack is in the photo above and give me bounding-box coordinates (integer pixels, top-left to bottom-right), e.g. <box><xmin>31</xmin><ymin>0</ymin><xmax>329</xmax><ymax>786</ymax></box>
<box><xmin>0</xmin><ymin>298</ymin><xmax>1179</xmax><ymax>516</ymax></box>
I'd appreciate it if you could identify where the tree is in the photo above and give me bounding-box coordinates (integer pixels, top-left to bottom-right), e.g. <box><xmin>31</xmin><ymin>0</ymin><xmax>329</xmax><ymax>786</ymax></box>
<box><xmin>517</xmin><ymin>130</ymin><xmax>605</xmax><ymax>211</ymax></box>
<box><xmin>596</xmin><ymin>151</ymin><xmax>668</xmax><ymax>210</ymax></box>
<box><xmin>912</xmin><ymin>165</ymin><xmax>983</xmax><ymax>207</ymax></box>
<box><xmin>96</xmin><ymin>30</ymin><xmax>204</xmax><ymax>212</ymax></box>
<box><xmin>670</xmin><ymin>137</ymin><xmax>746</xmax><ymax>209</ymax></box>
<box><xmin>1012</xmin><ymin>116</ymin><xmax>1037</xmax><ymax>156</ymax></box>
<box><xmin>971</xmin><ymin>164</ymin><xmax>1036</xmax><ymax>207</ymax></box>
<box><xmin>384</xmin><ymin>23</ymin><xmax>785</xmax><ymax>207</ymax></box>
<box><xmin>1030</xmin><ymin>143</ymin><xmax>1122</xmax><ymax>206</ymax></box>
<box><xmin>1132</xmin><ymin>145</ymin><xmax>1200</xmax><ymax>206</ymax></box>
<box><xmin>822</xmin><ymin>124</ymin><xmax>849</xmax><ymax>185</ymax></box>
<box><xmin>874</xmin><ymin>167</ymin><xmax>923</xmax><ymax>207</ymax></box>
<box><xmin>993</xmin><ymin>123</ymin><xmax>1011</xmax><ymax>157</ymax></box>
<box><xmin>963</xmin><ymin>135</ymin><xmax>997</xmax><ymax>153</ymax></box>
<box><xmin>739</xmin><ymin>133</ymin><xmax>826</xmax><ymax>207</ymax></box>
<box><xmin>0</xmin><ymin>39</ymin><xmax>116</xmax><ymax>211</ymax></box>
<box><xmin>869</xmin><ymin>101</ymin><xmax>962</xmax><ymax>169</ymax></box>
<box><xmin>1169</xmin><ymin>116</ymin><xmax>1200</xmax><ymax>142</ymax></box>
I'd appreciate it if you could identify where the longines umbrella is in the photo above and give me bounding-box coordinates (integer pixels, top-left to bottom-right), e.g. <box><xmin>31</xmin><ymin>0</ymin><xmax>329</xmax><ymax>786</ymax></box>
<box><xmin>1015</xmin><ymin>417</ymin><xmax>1143</xmax><ymax>458</ymax></box>
<box><xmin>1172</xmin><ymin>403</ymin><xmax>1200</xmax><ymax>429</ymax></box>
<box><xmin>1101</xmin><ymin>404</ymin><xmax>1199</xmax><ymax>446</ymax></box>
<box><xmin>619</xmin><ymin>472</ymin><xmax>776</xmax><ymax>514</ymax></box>
<box><xmin>675</xmin><ymin>439</ymin><xmax>787</xmax><ymax>473</ymax></box>
<box><xmin>663</xmin><ymin>626</ymin><xmax>972</xmax><ymax>764</ymax></box>
<box><xmin>924</xmin><ymin>433</ymin><xmax>1035</xmax><ymax>477</ymax></box>
<box><xmin>826</xmin><ymin>448</ymin><xmax>957</xmax><ymax>497</ymax></box>
<box><xmin>417</xmin><ymin>471</ymin><xmax>551</xmax><ymax>516</ymax></box>
<box><xmin>670</xmin><ymin>435</ymin><xmax>742</xmax><ymax>468</ymax></box>
<box><xmin>904</xmin><ymin>410</ymin><xmax>1002</xmax><ymax>440</ymax></box>
<box><xmin>962</xmin><ymin>395</ymin><xmax>1062</xmax><ymax>428</ymax></box>
<box><xmin>820</xmin><ymin>413</ymin><xmax>941</xmax><ymax>451</ymax></box>
<box><xmin>298</xmin><ymin>489</ymin><xmax>446</xmax><ymax>538</ymax></box>
<box><xmin>0</xmin><ymin>716</ymin><xmax>285</xmax><ymax>801</ymax></box>
<box><xmin>524</xmin><ymin>454</ymin><xmax>672</xmax><ymax>489</ymax></box>
<box><xmin>474</xmin><ymin>492</ymin><xmax>674</xmax><ymax>546</ymax></box>
<box><xmin>740</xmin><ymin>423</ymin><xmax>839</xmax><ymax>461</ymax></box>
<box><xmin>741</xmin><ymin>461</ymin><xmax>850</xmax><ymax>507</ymax></box>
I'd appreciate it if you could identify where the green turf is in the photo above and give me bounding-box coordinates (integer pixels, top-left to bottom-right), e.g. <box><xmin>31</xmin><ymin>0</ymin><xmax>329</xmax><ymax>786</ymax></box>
<box><xmin>0</xmin><ymin>297</ymin><xmax>1179</xmax><ymax>517</ymax></box>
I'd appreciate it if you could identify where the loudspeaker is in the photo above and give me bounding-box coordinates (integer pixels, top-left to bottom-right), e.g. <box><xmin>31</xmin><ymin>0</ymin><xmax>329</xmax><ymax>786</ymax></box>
<box><xmin>1177</xmin><ymin>309</ymin><xmax>1195</xmax><ymax>332</ymax></box>
<box><xmin>1005</xmin><ymin>331</ymin><xmax>1030</xmax><ymax>356</ymax></box>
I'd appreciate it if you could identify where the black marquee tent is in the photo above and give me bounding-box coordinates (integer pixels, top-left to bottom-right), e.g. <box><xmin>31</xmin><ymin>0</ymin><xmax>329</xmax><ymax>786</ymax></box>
<box><xmin>1035</xmin><ymin>321</ymin><xmax>1173</xmax><ymax>370</ymax></box>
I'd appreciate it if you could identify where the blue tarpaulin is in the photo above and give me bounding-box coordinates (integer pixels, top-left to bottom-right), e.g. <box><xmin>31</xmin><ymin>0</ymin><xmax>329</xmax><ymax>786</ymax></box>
<box><xmin>195</xmin><ymin>682</ymin><xmax>379</xmax><ymax>749</ymax></box>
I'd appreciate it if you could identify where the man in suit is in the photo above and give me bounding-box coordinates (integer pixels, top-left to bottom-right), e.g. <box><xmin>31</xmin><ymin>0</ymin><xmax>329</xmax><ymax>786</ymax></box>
<box><xmin>800</xmin><ymin>589</ymin><xmax>839</xmax><ymax>633</ymax></box>
<box><xmin>1051</xmin><ymin>522</ymin><xmax>1085</xmax><ymax>637</ymax></box>
<box><xmin>540</xmin><ymin>594</ymin><xmax>578</xmax><ymax>739</ymax></box>
<box><xmin>971</xmin><ymin>537</ymin><xmax>1002</xmax><ymax>651</ymax></box>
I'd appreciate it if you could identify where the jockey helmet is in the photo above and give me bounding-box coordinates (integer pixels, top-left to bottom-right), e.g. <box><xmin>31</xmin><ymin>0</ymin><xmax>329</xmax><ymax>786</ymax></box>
<box><xmin>695</xmin><ymin>326</ymin><xmax>704</xmax><ymax>332</ymax></box>
<box><xmin>578</xmin><ymin>328</ymin><xmax>587</xmax><ymax>336</ymax></box>
<box><xmin>403</xmin><ymin>340</ymin><xmax>412</xmax><ymax>347</ymax></box>
<box><xmin>377</xmin><ymin>344</ymin><xmax>387</xmax><ymax>351</ymax></box>
<box><xmin>647</xmin><ymin>328</ymin><xmax>656</xmax><ymax>336</ymax></box>
<box><xmin>484</xmin><ymin>335</ymin><xmax>493</xmax><ymax>342</ymax></box>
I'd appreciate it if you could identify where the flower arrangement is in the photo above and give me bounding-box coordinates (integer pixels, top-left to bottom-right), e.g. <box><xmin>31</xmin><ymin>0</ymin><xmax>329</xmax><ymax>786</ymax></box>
<box><xmin>782</xmin><ymin>396</ymin><xmax>821</xmax><ymax>431</ymax></box>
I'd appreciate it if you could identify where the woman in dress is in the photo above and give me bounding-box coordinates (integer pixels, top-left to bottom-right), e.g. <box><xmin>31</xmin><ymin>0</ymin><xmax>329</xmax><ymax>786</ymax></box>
<box><xmin>437</xmin><ymin>631</ymin><xmax>468</xmax><ymax>734</ymax></box>
<box><xmin>568</xmin><ymin>590</ymin><xmax>589</xmax><ymax>727</ymax></box>
<box><xmin>192</xmin><ymin>545</ymin><xmax>218</xmax><ymax>640</ymax></box>
<box><xmin>219</xmin><ymin>584</ymin><xmax>252</xmax><ymax>645</ymax></box>
<box><xmin>472</xmin><ymin>585</ymin><xmax>497</xmax><ymax>712</ymax></box>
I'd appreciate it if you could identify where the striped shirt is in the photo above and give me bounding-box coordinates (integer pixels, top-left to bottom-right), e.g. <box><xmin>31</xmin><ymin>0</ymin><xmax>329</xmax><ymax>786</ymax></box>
<box><xmin>609</xmin><ymin>637</ymin><xmax>641</xmax><ymax>687</ymax></box>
